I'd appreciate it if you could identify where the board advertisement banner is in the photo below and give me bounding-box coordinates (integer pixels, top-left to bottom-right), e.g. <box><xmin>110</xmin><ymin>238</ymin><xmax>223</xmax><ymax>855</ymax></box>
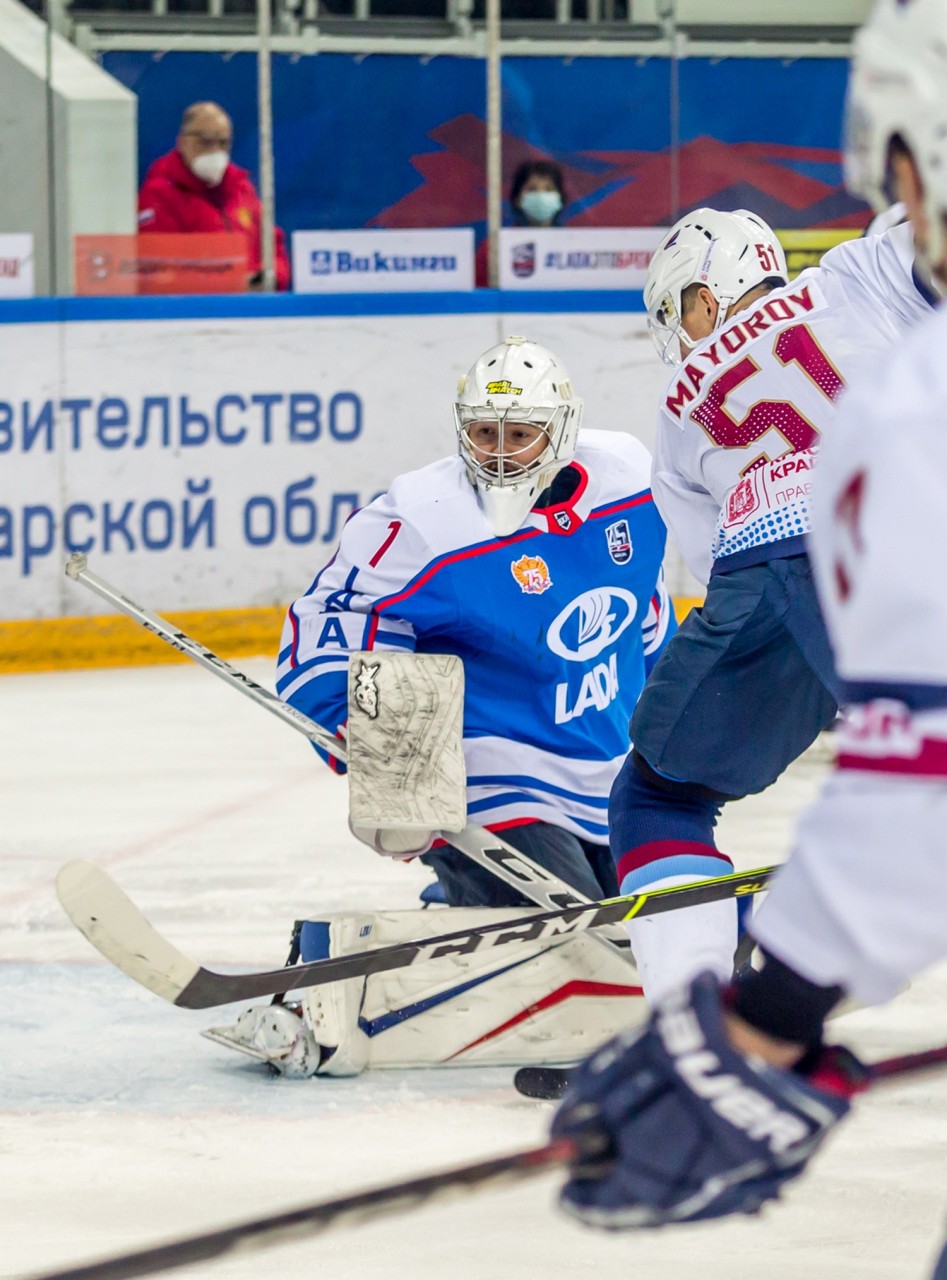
<box><xmin>292</xmin><ymin>229</ymin><xmax>475</xmax><ymax>293</ymax></box>
<box><xmin>499</xmin><ymin>228</ymin><xmax>665</xmax><ymax>291</ymax></box>
<box><xmin>0</xmin><ymin>234</ymin><xmax>34</xmax><ymax>299</ymax></box>
<box><xmin>74</xmin><ymin>234</ymin><xmax>248</xmax><ymax>296</ymax></box>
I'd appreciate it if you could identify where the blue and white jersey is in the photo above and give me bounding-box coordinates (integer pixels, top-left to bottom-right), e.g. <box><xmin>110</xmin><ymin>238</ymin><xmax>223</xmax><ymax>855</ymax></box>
<box><xmin>277</xmin><ymin>429</ymin><xmax>674</xmax><ymax>844</ymax></box>
<box><xmin>652</xmin><ymin>224</ymin><xmax>932</xmax><ymax>586</ymax></box>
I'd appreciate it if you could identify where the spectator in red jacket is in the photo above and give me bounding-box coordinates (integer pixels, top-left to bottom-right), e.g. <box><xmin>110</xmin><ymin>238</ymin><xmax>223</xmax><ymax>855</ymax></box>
<box><xmin>138</xmin><ymin>102</ymin><xmax>291</xmax><ymax>291</ymax></box>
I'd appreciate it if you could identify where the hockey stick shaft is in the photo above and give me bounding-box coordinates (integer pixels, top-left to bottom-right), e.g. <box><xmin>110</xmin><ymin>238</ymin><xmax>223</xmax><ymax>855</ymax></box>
<box><xmin>56</xmin><ymin>859</ymin><xmax>776</xmax><ymax>1008</ymax></box>
<box><xmin>19</xmin><ymin>1140</ymin><xmax>578</xmax><ymax>1280</ymax></box>
<box><xmin>65</xmin><ymin>552</ymin><xmax>349</xmax><ymax>758</ymax></box>
<box><xmin>64</xmin><ymin>554</ymin><xmax>601</xmax><ymax>916</ymax></box>
<box><xmin>20</xmin><ymin>1043</ymin><xmax>947</xmax><ymax>1280</ymax></box>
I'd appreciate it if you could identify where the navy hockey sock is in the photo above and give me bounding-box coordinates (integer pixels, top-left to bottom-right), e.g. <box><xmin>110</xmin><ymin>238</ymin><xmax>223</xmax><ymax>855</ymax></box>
<box><xmin>609</xmin><ymin>750</ymin><xmax>731</xmax><ymax>895</ymax></box>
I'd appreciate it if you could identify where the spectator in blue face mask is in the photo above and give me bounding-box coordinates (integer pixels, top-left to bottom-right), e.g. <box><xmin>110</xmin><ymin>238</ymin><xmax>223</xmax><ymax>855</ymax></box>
<box><xmin>510</xmin><ymin>160</ymin><xmax>567</xmax><ymax>227</ymax></box>
<box><xmin>475</xmin><ymin>158</ymin><xmax>568</xmax><ymax>286</ymax></box>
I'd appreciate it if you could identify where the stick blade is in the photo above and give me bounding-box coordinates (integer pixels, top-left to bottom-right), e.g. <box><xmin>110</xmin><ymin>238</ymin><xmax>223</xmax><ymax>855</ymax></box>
<box><xmin>56</xmin><ymin>860</ymin><xmax>201</xmax><ymax>1005</ymax></box>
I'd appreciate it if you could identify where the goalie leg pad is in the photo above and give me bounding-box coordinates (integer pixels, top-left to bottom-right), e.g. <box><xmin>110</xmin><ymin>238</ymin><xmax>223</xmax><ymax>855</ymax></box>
<box><xmin>297</xmin><ymin>914</ymin><xmax>375</xmax><ymax>1076</ymax></box>
<box><xmin>299</xmin><ymin>909</ymin><xmax>649</xmax><ymax>1071</ymax></box>
<box><xmin>203</xmin><ymin>916</ymin><xmax>376</xmax><ymax>1079</ymax></box>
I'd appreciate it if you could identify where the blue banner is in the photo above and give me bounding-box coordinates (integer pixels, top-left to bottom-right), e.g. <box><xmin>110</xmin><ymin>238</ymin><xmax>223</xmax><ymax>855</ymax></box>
<box><xmin>102</xmin><ymin>51</ymin><xmax>868</xmax><ymax>242</ymax></box>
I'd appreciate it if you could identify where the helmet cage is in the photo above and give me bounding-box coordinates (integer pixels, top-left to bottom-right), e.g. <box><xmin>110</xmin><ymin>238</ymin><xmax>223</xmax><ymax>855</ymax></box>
<box><xmin>454</xmin><ymin>335</ymin><xmax>582</xmax><ymax>535</ymax></box>
<box><xmin>455</xmin><ymin>402</ymin><xmax>568</xmax><ymax>495</ymax></box>
<box><xmin>647</xmin><ymin>289</ymin><xmax>694</xmax><ymax>366</ymax></box>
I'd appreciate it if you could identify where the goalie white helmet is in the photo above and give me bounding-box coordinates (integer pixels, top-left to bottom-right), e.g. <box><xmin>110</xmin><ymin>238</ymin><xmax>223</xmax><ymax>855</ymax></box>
<box><xmin>644</xmin><ymin>208</ymin><xmax>788</xmax><ymax>366</ymax></box>
<box><xmin>844</xmin><ymin>0</ymin><xmax>947</xmax><ymax>289</ymax></box>
<box><xmin>455</xmin><ymin>336</ymin><xmax>583</xmax><ymax>537</ymax></box>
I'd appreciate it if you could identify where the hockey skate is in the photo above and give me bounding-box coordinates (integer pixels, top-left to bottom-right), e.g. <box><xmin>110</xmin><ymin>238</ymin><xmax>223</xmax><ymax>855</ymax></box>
<box><xmin>202</xmin><ymin>1003</ymin><xmax>323</xmax><ymax>1079</ymax></box>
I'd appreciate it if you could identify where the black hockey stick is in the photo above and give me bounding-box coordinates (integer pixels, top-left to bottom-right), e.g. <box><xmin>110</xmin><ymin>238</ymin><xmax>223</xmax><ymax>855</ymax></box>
<box><xmin>19</xmin><ymin>1041</ymin><xmax>947</xmax><ymax>1280</ymax></box>
<box><xmin>63</xmin><ymin>553</ymin><xmax>611</xmax><ymax>917</ymax></box>
<box><xmin>19</xmin><ymin>1140</ymin><xmax>577</xmax><ymax>1280</ymax></box>
<box><xmin>56</xmin><ymin>858</ymin><xmax>775</xmax><ymax>1009</ymax></box>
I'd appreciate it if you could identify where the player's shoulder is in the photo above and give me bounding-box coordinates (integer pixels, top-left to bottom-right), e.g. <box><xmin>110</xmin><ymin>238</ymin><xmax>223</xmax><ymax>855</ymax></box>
<box><xmin>353</xmin><ymin>455</ymin><xmax>487</xmax><ymax>557</ymax></box>
<box><xmin>816</xmin><ymin>221</ymin><xmax>913</xmax><ymax>279</ymax></box>
<box><xmin>811</xmin><ymin>223</ymin><xmax>932</xmax><ymax>324</ymax></box>
<box><xmin>383</xmin><ymin>454</ymin><xmax>471</xmax><ymax>512</ymax></box>
<box><xmin>575</xmin><ymin>428</ymin><xmax>653</xmax><ymax>490</ymax></box>
<box><xmin>849</xmin><ymin>298</ymin><xmax>947</xmax><ymax>417</ymax></box>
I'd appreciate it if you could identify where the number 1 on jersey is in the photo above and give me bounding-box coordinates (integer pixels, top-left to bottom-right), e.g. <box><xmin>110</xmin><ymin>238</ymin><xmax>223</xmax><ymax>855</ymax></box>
<box><xmin>369</xmin><ymin>520</ymin><xmax>402</xmax><ymax>568</ymax></box>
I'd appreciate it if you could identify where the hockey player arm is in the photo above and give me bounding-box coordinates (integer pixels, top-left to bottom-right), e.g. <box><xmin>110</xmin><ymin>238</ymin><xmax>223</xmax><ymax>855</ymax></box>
<box><xmin>275</xmin><ymin>496</ymin><xmax>425</xmax><ymax>776</ymax></box>
<box><xmin>640</xmin><ymin>567</ymin><xmax>677</xmax><ymax>677</ymax></box>
<box><xmin>818</xmin><ymin>222</ymin><xmax>935</xmax><ymax>328</ymax></box>
<box><xmin>650</xmin><ymin>440</ymin><xmax>718</xmax><ymax>588</ymax></box>
<box><xmin>551</xmin><ymin>968</ymin><xmax>866</xmax><ymax>1230</ymax></box>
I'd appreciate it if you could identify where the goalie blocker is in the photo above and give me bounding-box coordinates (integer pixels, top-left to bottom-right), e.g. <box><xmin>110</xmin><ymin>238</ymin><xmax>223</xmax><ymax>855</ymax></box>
<box><xmin>203</xmin><ymin>907</ymin><xmax>647</xmax><ymax>1076</ymax></box>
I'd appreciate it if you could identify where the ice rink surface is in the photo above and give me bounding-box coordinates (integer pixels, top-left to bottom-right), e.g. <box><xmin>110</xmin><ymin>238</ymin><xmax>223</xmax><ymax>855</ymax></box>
<box><xmin>4</xmin><ymin>659</ymin><xmax>947</xmax><ymax>1280</ymax></box>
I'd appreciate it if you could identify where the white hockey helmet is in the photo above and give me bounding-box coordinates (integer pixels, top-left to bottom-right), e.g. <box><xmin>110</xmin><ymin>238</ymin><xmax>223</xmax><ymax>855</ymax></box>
<box><xmin>644</xmin><ymin>208</ymin><xmax>788</xmax><ymax>365</ymax></box>
<box><xmin>844</xmin><ymin>0</ymin><xmax>947</xmax><ymax>289</ymax></box>
<box><xmin>454</xmin><ymin>336</ymin><xmax>583</xmax><ymax>537</ymax></box>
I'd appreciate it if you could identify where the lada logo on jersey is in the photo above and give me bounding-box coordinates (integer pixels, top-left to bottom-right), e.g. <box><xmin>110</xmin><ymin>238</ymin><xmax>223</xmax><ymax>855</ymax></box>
<box><xmin>546</xmin><ymin>587</ymin><xmax>638</xmax><ymax>661</ymax></box>
<box><xmin>485</xmin><ymin>380</ymin><xmax>523</xmax><ymax>395</ymax></box>
<box><xmin>606</xmin><ymin>519</ymin><xmax>633</xmax><ymax>564</ymax></box>
<box><xmin>353</xmin><ymin>660</ymin><xmax>381</xmax><ymax>719</ymax></box>
<box><xmin>511</xmin><ymin>554</ymin><xmax>553</xmax><ymax>594</ymax></box>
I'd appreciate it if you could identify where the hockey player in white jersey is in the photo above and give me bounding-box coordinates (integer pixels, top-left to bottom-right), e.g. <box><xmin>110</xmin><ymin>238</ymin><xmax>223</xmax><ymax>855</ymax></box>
<box><xmin>552</xmin><ymin>0</ymin><xmax>947</xmax><ymax>1249</ymax></box>
<box><xmin>209</xmin><ymin>336</ymin><xmax>677</xmax><ymax>1076</ymax></box>
<box><xmin>605</xmin><ymin>196</ymin><xmax>935</xmax><ymax>1010</ymax></box>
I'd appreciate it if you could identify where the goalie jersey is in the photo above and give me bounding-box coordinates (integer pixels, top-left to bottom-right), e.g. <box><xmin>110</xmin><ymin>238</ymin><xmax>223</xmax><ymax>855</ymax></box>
<box><xmin>277</xmin><ymin>429</ymin><xmax>674</xmax><ymax>844</ymax></box>
<box><xmin>654</xmin><ymin>223</ymin><xmax>934</xmax><ymax>586</ymax></box>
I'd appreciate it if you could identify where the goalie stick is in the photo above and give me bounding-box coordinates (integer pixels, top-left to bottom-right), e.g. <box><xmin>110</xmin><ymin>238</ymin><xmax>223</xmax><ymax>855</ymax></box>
<box><xmin>63</xmin><ymin>553</ymin><xmax>610</xmax><ymax>918</ymax></box>
<box><xmin>56</xmin><ymin>858</ymin><xmax>775</xmax><ymax>1009</ymax></box>
<box><xmin>18</xmin><ymin>1041</ymin><xmax>947</xmax><ymax>1280</ymax></box>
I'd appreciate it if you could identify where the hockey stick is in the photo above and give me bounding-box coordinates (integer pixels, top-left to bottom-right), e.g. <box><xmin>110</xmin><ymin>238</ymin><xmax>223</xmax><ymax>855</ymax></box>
<box><xmin>64</xmin><ymin>553</ymin><xmax>605</xmax><ymax>916</ymax></box>
<box><xmin>19</xmin><ymin>1040</ymin><xmax>947</xmax><ymax>1280</ymax></box>
<box><xmin>56</xmin><ymin>858</ymin><xmax>775</xmax><ymax>1008</ymax></box>
<box><xmin>19</xmin><ymin>1140</ymin><xmax>578</xmax><ymax>1280</ymax></box>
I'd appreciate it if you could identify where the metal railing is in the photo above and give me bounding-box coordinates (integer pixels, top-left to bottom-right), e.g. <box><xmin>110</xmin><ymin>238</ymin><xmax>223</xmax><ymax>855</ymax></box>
<box><xmin>51</xmin><ymin>0</ymin><xmax>868</xmax><ymax>54</ymax></box>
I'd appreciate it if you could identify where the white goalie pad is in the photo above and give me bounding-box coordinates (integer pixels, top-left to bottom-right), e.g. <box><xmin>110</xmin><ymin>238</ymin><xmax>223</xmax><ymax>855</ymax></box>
<box><xmin>298</xmin><ymin>908</ymin><xmax>647</xmax><ymax>1075</ymax></box>
<box><xmin>347</xmin><ymin>651</ymin><xmax>466</xmax><ymax>833</ymax></box>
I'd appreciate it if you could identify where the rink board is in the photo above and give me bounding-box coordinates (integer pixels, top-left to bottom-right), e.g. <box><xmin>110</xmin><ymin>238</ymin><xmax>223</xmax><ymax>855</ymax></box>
<box><xmin>0</xmin><ymin>293</ymin><xmax>679</xmax><ymax>629</ymax></box>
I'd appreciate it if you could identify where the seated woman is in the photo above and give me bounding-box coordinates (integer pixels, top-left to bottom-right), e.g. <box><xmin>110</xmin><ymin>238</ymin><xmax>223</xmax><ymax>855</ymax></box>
<box><xmin>476</xmin><ymin>159</ymin><xmax>568</xmax><ymax>286</ymax></box>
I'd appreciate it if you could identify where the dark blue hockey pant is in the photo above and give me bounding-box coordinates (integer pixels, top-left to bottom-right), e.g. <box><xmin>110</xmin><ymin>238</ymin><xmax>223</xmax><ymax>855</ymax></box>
<box><xmin>422</xmin><ymin>821</ymin><xmax>619</xmax><ymax>908</ymax></box>
<box><xmin>611</xmin><ymin>554</ymin><xmax>841</xmax><ymax>893</ymax></box>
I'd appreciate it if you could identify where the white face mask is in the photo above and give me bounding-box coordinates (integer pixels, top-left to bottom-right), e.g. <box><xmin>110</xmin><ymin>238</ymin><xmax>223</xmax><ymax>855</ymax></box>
<box><xmin>190</xmin><ymin>150</ymin><xmax>230</xmax><ymax>187</ymax></box>
<box><xmin>520</xmin><ymin>190</ymin><xmax>562</xmax><ymax>224</ymax></box>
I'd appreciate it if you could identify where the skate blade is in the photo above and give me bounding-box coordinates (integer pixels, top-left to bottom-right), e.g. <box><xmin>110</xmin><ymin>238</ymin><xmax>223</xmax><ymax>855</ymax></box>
<box><xmin>201</xmin><ymin>1026</ymin><xmax>272</xmax><ymax>1063</ymax></box>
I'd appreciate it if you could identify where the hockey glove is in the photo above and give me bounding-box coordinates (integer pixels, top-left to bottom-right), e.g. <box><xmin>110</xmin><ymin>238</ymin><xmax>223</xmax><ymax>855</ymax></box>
<box><xmin>552</xmin><ymin>971</ymin><xmax>868</xmax><ymax>1230</ymax></box>
<box><xmin>349</xmin><ymin>818</ymin><xmax>435</xmax><ymax>859</ymax></box>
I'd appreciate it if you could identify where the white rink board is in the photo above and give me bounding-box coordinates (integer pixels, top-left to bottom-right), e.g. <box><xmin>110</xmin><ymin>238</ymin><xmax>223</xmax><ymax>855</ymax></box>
<box><xmin>0</xmin><ymin>306</ymin><xmax>674</xmax><ymax>620</ymax></box>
